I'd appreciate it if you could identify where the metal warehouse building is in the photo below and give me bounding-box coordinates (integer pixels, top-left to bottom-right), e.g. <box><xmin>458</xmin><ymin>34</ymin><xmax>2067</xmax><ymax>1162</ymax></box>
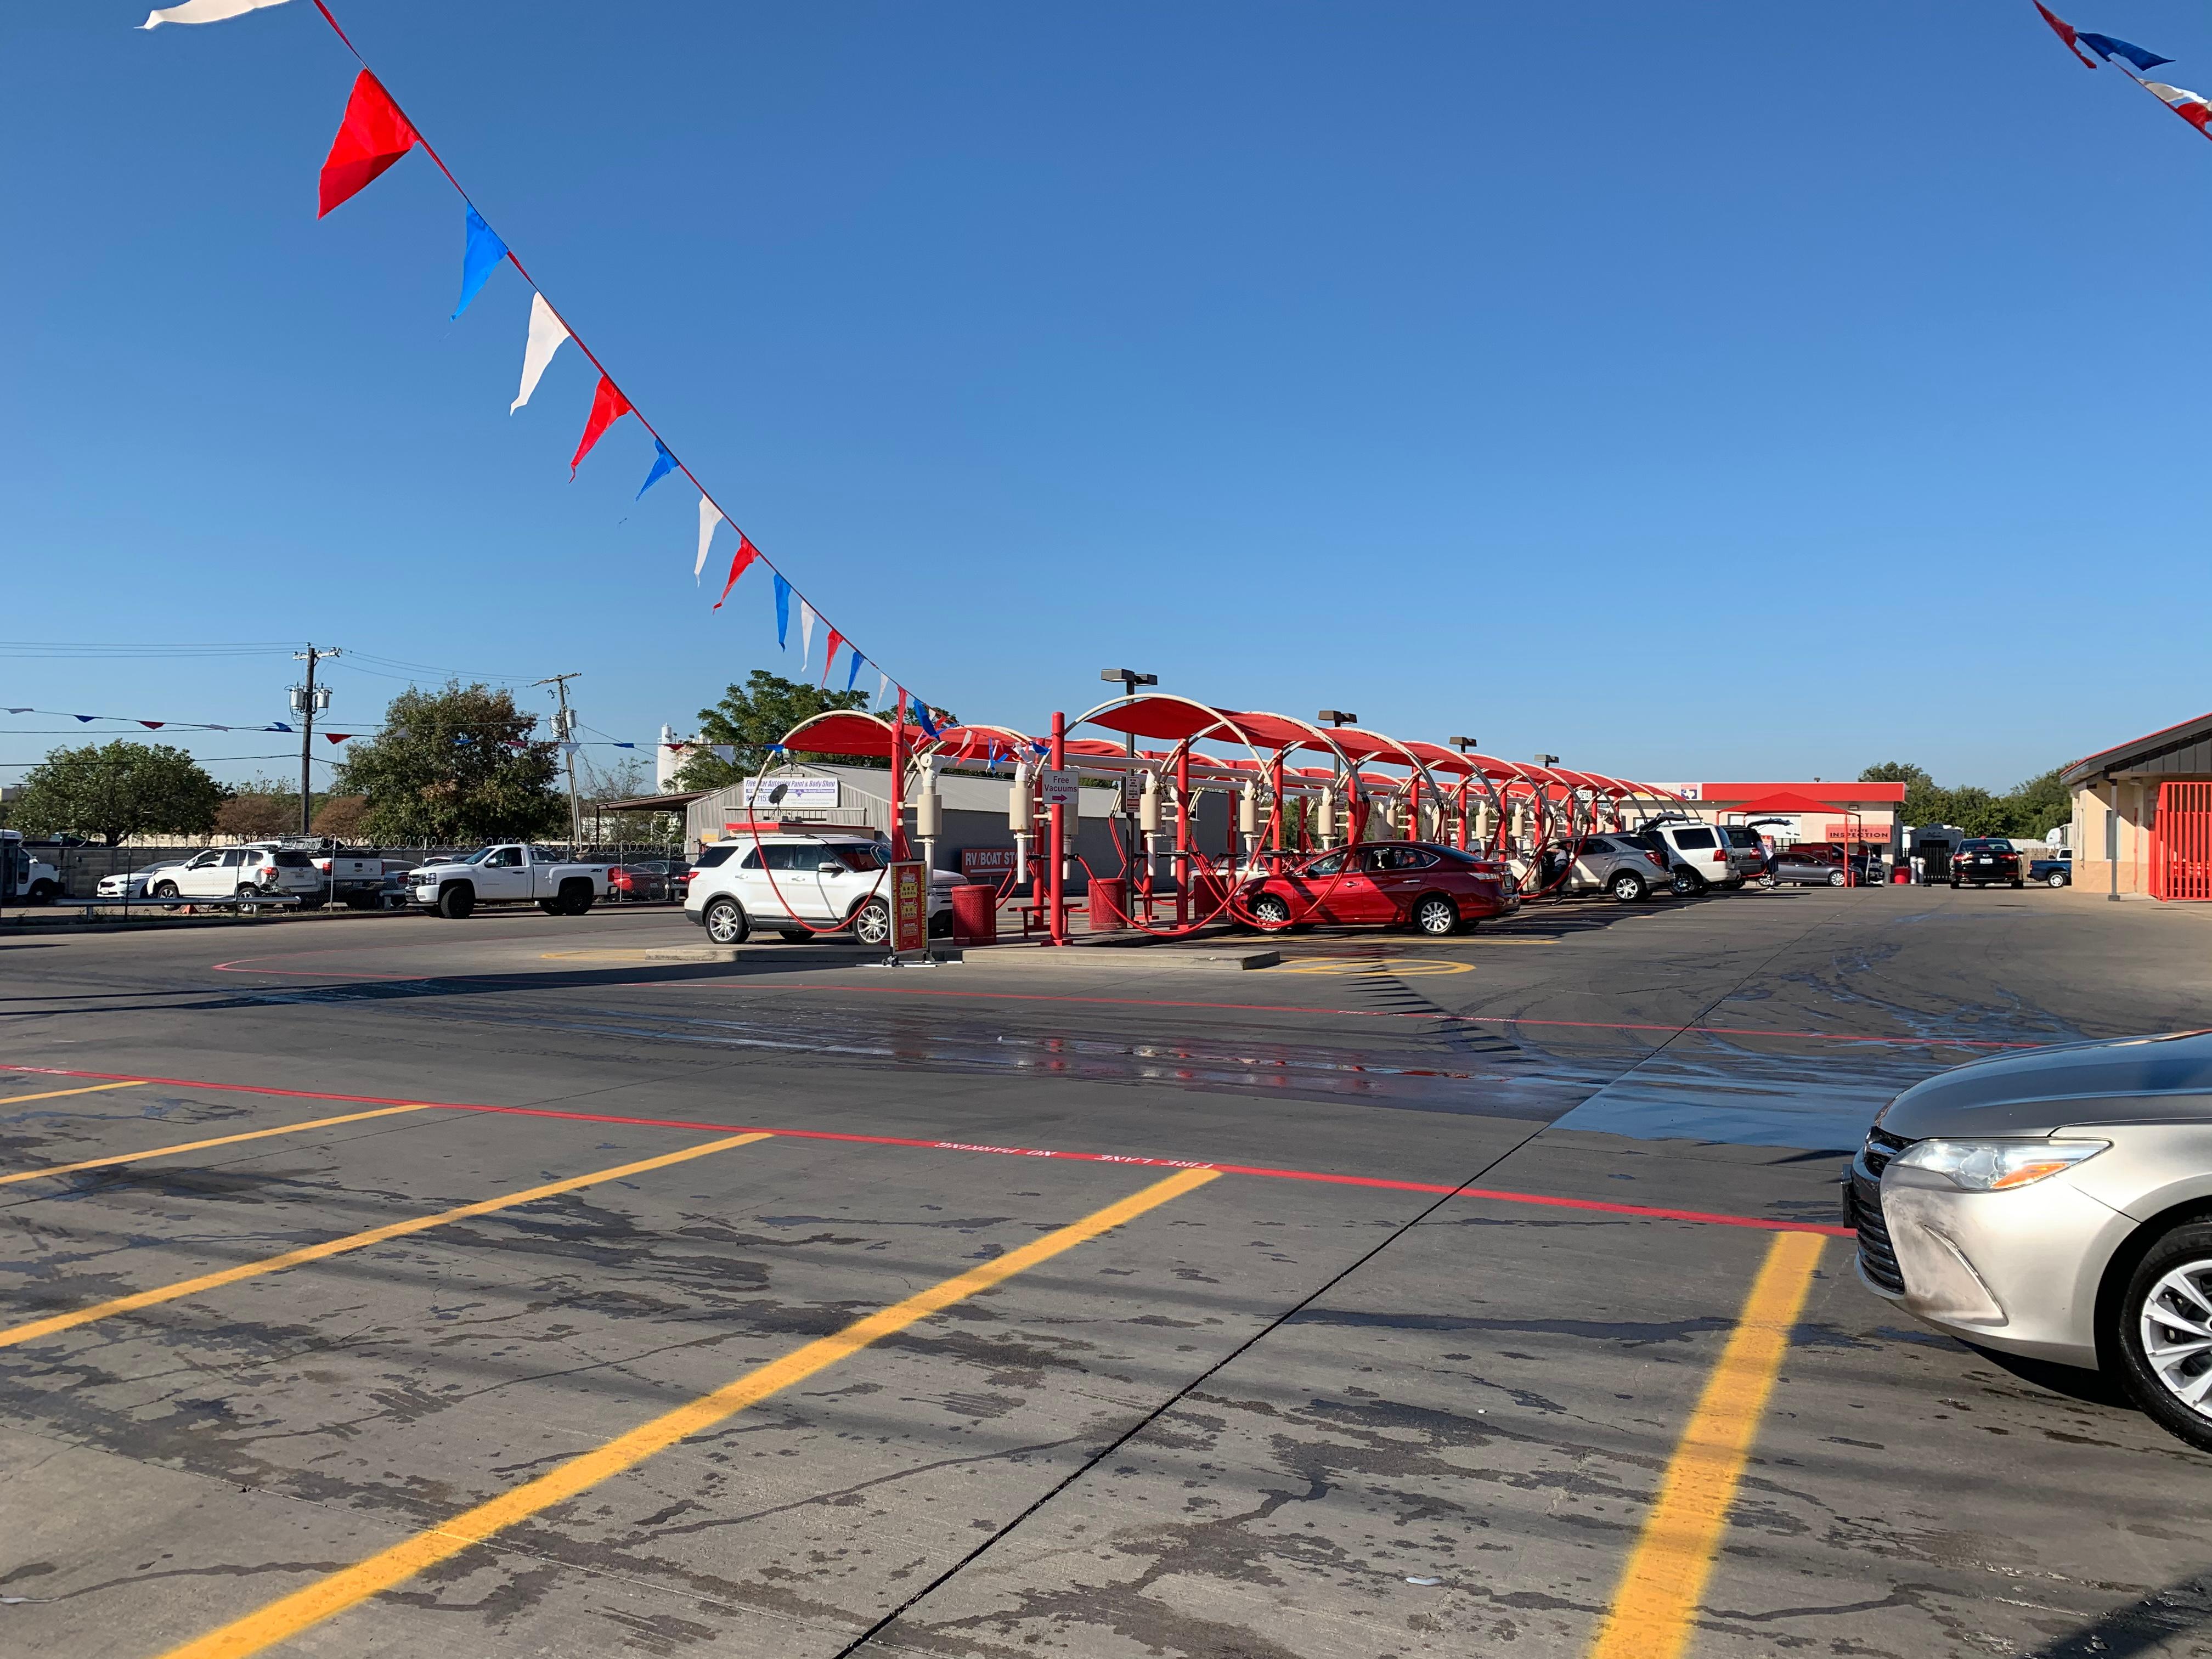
<box><xmin>2065</xmin><ymin>711</ymin><xmax>2212</xmax><ymax>900</ymax></box>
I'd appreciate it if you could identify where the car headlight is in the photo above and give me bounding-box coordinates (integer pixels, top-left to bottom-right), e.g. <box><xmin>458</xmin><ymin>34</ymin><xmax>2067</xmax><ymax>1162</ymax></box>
<box><xmin>1891</xmin><ymin>1138</ymin><xmax>2108</xmax><ymax>1191</ymax></box>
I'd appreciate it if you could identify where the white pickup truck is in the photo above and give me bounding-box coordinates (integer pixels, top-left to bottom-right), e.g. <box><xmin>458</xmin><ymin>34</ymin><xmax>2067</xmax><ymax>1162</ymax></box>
<box><xmin>408</xmin><ymin>844</ymin><xmax>610</xmax><ymax>918</ymax></box>
<box><xmin>1</xmin><ymin>831</ymin><xmax>62</xmax><ymax>905</ymax></box>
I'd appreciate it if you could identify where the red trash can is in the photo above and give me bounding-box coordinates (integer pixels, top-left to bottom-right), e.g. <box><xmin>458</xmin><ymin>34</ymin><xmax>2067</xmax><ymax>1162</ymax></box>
<box><xmin>951</xmin><ymin>882</ymin><xmax>996</xmax><ymax>945</ymax></box>
<box><xmin>1088</xmin><ymin>876</ymin><xmax>1127</xmax><ymax>931</ymax></box>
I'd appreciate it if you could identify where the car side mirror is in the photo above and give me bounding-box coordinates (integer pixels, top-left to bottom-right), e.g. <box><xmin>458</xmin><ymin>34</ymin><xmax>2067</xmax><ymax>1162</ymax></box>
<box><xmin>818</xmin><ymin>861</ymin><xmax>843</xmax><ymax>874</ymax></box>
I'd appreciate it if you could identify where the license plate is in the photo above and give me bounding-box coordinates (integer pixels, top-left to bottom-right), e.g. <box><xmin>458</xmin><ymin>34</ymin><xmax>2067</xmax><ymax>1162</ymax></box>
<box><xmin>1977</xmin><ymin>857</ymin><xmax>1991</xmax><ymax>864</ymax></box>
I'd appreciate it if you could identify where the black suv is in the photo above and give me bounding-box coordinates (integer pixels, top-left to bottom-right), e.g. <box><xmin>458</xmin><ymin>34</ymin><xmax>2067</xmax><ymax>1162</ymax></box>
<box><xmin>1949</xmin><ymin>837</ymin><xmax>2022</xmax><ymax>888</ymax></box>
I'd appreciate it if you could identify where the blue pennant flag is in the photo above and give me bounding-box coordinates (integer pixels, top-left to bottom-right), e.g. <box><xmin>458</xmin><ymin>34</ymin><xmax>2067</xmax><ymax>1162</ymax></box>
<box><xmin>612</xmin><ymin>741</ymin><xmax>635</xmax><ymax>749</ymax></box>
<box><xmin>453</xmin><ymin>205</ymin><xmax>510</xmax><ymax>319</ymax></box>
<box><xmin>636</xmin><ymin>440</ymin><xmax>679</xmax><ymax>499</ymax></box>
<box><xmin>774</xmin><ymin>574</ymin><xmax>792</xmax><ymax>648</ymax></box>
<box><xmin>267</xmin><ymin>721</ymin><xmax>291</xmax><ymax>732</ymax></box>
<box><xmin>74</xmin><ymin>714</ymin><xmax>96</xmax><ymax>723</ymax></box>
<box><xmin>846</xmin><ymin>652</ymin><xmax>864</xmax><ymax>691</ymax></box>
<box><xmin>913</xmin><ymin>701</ymin><xmax>941</xmax><ymax>738</ymax></box>
<box><xmin>2079</xmin><ymin>32</ymin><xmax>2172</xmax><ymax>71</ymax></box>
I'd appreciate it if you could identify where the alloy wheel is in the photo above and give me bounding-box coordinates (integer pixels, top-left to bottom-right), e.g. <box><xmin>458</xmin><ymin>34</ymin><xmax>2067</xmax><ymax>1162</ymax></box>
<box><xmin>2140</xmin><ymin>1261</ymin><xmax>2212</xmax><ymax>1419</ymax></box>
<box><xmin>853</xmin><ymin>900</ymin><xmax>891</xmax><ymax>946</ymax></box>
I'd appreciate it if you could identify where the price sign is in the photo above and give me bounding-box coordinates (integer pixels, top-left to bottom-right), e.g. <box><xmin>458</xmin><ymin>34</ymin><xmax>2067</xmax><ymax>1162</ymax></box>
<box><xmin>1040</xmin><ymin>768</ymin><xmax>1080</xmax><ymax>807</ymax></box>
<box><xmin>889</xmin><ymin>861</ymin><xmax>927</xmax><ymax>953</ymax></box>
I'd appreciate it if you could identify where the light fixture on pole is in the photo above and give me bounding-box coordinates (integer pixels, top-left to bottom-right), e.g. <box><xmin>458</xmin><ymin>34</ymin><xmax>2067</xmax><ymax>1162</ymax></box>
<box><xmin>1100</xmin><ymin>669</ymin><xmax>1156</xmax><ymax>758</ymax></box>
<box><xmin>1316</xmin><ymin>710</ymin><xmax>1358</xmax><ymax>727</ymax></box>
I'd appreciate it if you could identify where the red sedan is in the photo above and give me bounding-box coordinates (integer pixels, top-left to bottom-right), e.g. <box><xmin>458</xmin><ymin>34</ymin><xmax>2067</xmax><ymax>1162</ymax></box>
<box><xmin>607</xmin><ymin>862</ymin><xmax>672</xmax><ymax>902</ymax></box>
<box><xmin>1238</xmin><ymin>842</ymin><xmax>1519</xmax><ymax>936</ymax></box>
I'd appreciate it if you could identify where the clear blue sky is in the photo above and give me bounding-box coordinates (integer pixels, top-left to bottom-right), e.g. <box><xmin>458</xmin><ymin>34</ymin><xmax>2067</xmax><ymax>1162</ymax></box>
<box><xmin>5</xmin><ymin>1</ymin><xmax>2208</xmax><ymax>793</ymax></box>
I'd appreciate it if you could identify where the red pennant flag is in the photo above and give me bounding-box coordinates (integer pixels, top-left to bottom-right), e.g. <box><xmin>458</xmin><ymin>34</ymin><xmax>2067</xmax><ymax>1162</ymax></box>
<box><xmin>324</xmin><ymin>732</ymin><xmax>352</xmax><ymax>744</ymax></box>
<box><xmin>821</xmin><ymin>628</ymin><xmax>844</xmax><ymax>687</ymax></box>
<box><xmin>318</xmin><ymin>70</ymin><xmax>420</xmax><ymax>218</ymax></box>
<box><xmin>710</xmin><ymin>533</ymin><xmax>761</xmax><ymax>610</ymax></box>
<box><xmin>569</xmin><ymin>375</ymin><xmax>633</xmax><ymax>476</ymax></box>
<box><xmin>139</xmin><ymin>720</ymin><xmax>164</xmax><ymax>729</ymax></box>
<box><xmin>2034</xmin><ymin>2</ymin><xmax>2098</xmax><ymax>67</ymax></box>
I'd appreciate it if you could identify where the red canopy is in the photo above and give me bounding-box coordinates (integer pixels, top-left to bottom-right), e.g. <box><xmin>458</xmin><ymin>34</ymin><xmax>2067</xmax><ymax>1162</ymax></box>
<box><xmin>1728</xmin><ymin>788</ymin><xmax>1854</xmax><ymax>816</ymax></box>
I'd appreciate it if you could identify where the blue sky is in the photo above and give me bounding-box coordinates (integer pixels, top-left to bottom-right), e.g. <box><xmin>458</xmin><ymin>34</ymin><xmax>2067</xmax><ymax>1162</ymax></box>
<box><xmin>5</xmin><ymin>1</ymin><xmax>2209</xmax><ymax>794</ymax></box>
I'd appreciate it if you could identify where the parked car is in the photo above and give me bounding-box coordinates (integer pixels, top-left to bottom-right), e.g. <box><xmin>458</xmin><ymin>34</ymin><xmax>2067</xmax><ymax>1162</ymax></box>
<box><xmin>407</xmin><ymin>844</ymin><xmax>611</xmax><ymax>918</ymax></box>
<box><xmin>2030</xmin><ymin>850</ymin><xmax>2073</xmax><ymax>889</ymax></box>
<box><xmin>686</xmin><ymin>832</ymin><xmax>956</xmax><ymax>944</ymax></box>
<box><xmin>607</xmin><ymin>861</ymin><xmax>672</xmax><ymax>902</ymax></box>
<box><xmin>1950</xmin><ymin>837</ymin><xmax>2024</xmax><ymax>889</ymax></box>
<box><xmin>373</xmin><ymin>868</ymin><xmax>414</xmax><ymax>910</ymax></box>
<box><xmin>144</xmin><ymin>845</ymin><xmax>321</xmax><ymax>902</ymax></box>
<box><xmin>308</xmin><ymin>847</ymin><xmax>385</xmax><ymax>908</ymax></box>
<box><xmin>1763</xmin><ymin>843</ymin><xmax>1880</xmax><ymax>888</ymax></box>
<box><xmin>1643</xmin><ymin>820</ymin><xmax>1763</xmax><ymax>893</ymax></box>
<box><xmin>1846</xmin><ymin>1030</ymin><xmax>2212</xmax><ymax>1452</ymax></box>
<box><xmin>669</xmin><ymin>860</ymin><xmax>697</xmax><ymax>900</ymax></box>
<box><xmin>95</xmin><ymin>860</ymin><xmax>188</xmax><ymax>900</ymax></box>
<box><xmin>1238</xmin><ymin>841</ymin><xmax>1519</xmax><ymax>936</ymax></box>
<box><xmin>1561</xmin><ymin>833</ymin><xmax>1674</xmax><ymax>903</ymax></box>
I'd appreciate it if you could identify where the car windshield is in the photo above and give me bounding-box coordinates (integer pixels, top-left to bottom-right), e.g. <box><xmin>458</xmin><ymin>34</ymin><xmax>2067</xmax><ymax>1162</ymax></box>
<box><xmin>458</xmin><ymin>847</ymin><xmax>495</xmax><ymax>864</ymax></box>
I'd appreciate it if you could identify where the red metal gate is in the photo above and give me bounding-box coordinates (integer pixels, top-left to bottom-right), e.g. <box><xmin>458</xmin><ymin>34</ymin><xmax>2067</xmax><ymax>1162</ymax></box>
<box><xmin>2151</xmin><ymin>782</ymin><xmax>2212</xmax><ymax>901</ymax></box>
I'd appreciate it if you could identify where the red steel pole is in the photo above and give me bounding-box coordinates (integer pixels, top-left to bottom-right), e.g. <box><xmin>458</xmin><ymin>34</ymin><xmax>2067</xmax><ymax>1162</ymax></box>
<box><xmin>889</xmin><ymin>701</ymin><xmax>909</xmax><ymax>860</ymax></box>
<box><xmin>1269</xmin><ymin>755</ymin><xmax>1285</xmax><ymax>854</ymax></box>
<box><xmin>1048</xmin><ymin>709</ymin><xmax>1067</xmax><ymax>945</ymax></box>
<box><xmin>1175</xmin><ymin>746</ymin><xmax>1191</xmax><ymax>928</ymax></box>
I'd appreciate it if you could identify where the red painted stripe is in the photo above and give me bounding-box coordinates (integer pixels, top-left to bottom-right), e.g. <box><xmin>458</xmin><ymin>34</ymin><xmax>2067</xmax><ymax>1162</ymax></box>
<box><xmin>0</xmin><ymin>1064</ymin><xmax>1851</xmax><ymax>1237</ymax></box>
<box><xmin>710</xmin><ymin>983</ymin><xmax>2043</xmax><ymax>1051</ymax></box>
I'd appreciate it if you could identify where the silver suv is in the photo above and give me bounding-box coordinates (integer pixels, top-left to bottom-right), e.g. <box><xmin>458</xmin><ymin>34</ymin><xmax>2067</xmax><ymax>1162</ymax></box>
<box><xmin>1848</xmin><ymin>1031</ymin><xmax>2212</xmax><ymax>1452</ymax></box>
<box><xmin>1563</xmin><ymin>833</ymin><xmax>1674</xmax><ymax>902</ymax></box>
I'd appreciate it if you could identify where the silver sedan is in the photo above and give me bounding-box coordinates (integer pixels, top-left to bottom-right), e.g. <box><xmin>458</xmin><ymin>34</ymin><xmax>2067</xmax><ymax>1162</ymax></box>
<box><xmin>1847</xmin><ymin>1032</ymin><xmax>2212</xmax><ymax>1450</ymax></box>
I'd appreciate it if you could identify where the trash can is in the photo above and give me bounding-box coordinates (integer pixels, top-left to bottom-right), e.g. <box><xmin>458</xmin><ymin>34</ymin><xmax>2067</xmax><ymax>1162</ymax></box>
<box><xmin>951</xmin><ymin>882</ymin><xmax>996</xmax><ymax>945</ymax></box>
<box><xmin>1088</xmin><ymin>876</ymin><xmax>1127</xmax><ymax>931</ymax></box>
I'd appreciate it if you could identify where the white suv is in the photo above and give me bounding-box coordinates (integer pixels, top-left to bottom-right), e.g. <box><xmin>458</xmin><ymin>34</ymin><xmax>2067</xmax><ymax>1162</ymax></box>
<box><xmin>145</xmin><ymin>844</ymin><xmax>324</xmax><ymax>902</ymax></box>
<box><xmin>1642</xmin><ymin>820</ymin><xmax>1763</xmax><ymax>893</ymax></box>
<box><xmin>685</xmin><ymin>832</ymin><xmax>956</xmax><ymax>945</ymax></box>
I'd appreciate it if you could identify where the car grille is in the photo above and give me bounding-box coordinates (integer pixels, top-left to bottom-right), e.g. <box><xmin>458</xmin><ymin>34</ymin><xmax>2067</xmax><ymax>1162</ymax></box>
<box><xmin>1861</xmin><ymin>1126</ymin><xmax>1910</xmax><ymax>1178</ymax></box>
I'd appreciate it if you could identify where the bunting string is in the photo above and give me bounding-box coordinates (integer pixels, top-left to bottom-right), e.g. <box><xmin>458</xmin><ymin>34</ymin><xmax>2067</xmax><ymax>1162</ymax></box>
<box><xmin>140</xmin><ymin>0</ymin><xmax>938</xmax><ymax>730</ymax></box>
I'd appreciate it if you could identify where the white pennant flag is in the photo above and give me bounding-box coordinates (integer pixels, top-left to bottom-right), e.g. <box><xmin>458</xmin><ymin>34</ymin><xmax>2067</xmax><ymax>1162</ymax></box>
<box><xmin>876</xmin><ymin>672</ymin><xmax>889</xmax><ymax>710</ymax></box>
<box><xmin>142</xmin><ymin>0</ymin><xmax>290</xmax><ymax>26</ymax></box>
<box><xmin>797</xmin><ymin>600</ymin><xmax>817</xmax><ymax>673</ymax></box>
<box><xmin>511</xmin><ymin>292</ymin><xmax>571</xmax><ymax>413</ymax></box>
<box><xmin>695</xmin><ymin>497</ymin><xmax>721</xmax><ymax>583</ymax></box>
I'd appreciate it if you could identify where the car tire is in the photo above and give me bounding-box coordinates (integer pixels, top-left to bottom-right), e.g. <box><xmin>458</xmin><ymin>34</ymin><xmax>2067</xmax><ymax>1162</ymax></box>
<box><xmin>1249</xmin><ymin>893</ymin><xmax>1293</xmax><ymax>930</ymax></box>
<box><xmin>1827</xmin><ymin>870</ymin><xmax>1847</xmax><ymax>887</ymax></box>
<box><xmin>1949</xmin><ymin>879</ymin><xmax>1960</xmax><ymax>889</ymax></box>
<box><xmin>1670</xmin><ymin>871</ymin><xmax>1701</xmax><ymax>896</ymax></box>
<box><xmin>436</xmin><ymin>883</ymin><xmax>475</xmax><ymax>919</ymax></box>
<box><xmin>928</xmin><ymin>909</ymin><xmax>955</xmax><ymax>938</ymax></box>
<box><xmin>851</xmin><ymin>898</ymin><xmax>891</xmax><ymax>946</ymax></box>
<box><xmin>1413</xmin><ymin>894</ymin><xmax>1460</xmax><ymax>937</ymax></box>
<box><xmin>537</xmin><ymin>899</ymin><xmax>562</xmax><ymax>915</ymax></box>
<box><xmin>1610</xmin><ymin>871</ymin><xmax>1648</xmax><ymax>903</ymax></box>
<box><xmin>777</xmin><ymin>929</ymin><xmax>811</xmax><ymax>943</ymax></box>
<box><xmin>2112</xmin><ymin>1222</ymin><xmax>2212</xmax><ymax>1453</ymax></box>
<box><xmin>557</xmin><ymin>879</ymin><xmax>594</xmax><ymax>916</ymax></box>
<box><xmin>26</xmin><ymin>879</ymin><xmax>58</xmax><ymax>906</ymax></box>
<box><xmin>2048</xmin><ymin>871</ymin><xmax>2068</xmax><ymax>889</ymax></box>
<box><xmin>703</xmin><ymin>897</ymin><xmax>749</xmax><ymax>944</ymax></box>
<box><xmin>152</xmin><ymin>880</ymin><xmax>179</xmax><ymax>899</ymax></box>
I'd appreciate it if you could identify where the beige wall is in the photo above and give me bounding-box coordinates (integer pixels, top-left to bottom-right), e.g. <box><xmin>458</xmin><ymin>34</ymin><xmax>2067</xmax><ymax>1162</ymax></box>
<box><xmin>2072</xmin><ymin>777</ymin><xmax>2160</xmax><ymax>896</ymax></box>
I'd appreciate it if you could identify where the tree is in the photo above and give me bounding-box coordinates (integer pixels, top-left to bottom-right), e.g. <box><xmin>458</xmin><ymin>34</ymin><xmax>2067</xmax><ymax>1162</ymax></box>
<box><xmin>1860</xmin><ymin>761</ymin><xmax>1944</xmax><ymax>826</ymax></box>
<box><xmin>578</xmin><ymin>754</ymin><xmax>673</xmax><ymax>844</ymax></box>
<box><xmin>214</xmin><ymin>792</ymin><xmax>297</xmax><ymax>840</ymax></box>
<box><xmin>674</xmin><ymin>670</ymin><xmax>871</xmax><ymax>791</ymax></box>
<box><xmin>12</xmin><ymin>741</ymin><xmax>225</xmax><ymax>845</ymax></box>
<box><xmin>2005</xmin><ymin>768</ymin><xmax>2071</xmax><ymax>839</ymax></box>
<box><xmin>312</xmin><ymin>794</ymin><xmax>369</xmax><ymax>840</ymax></box>
<box><xmin>331</xmin><ymin>682</ymin><xmax>564</xmax><ymax>845</ymax></box>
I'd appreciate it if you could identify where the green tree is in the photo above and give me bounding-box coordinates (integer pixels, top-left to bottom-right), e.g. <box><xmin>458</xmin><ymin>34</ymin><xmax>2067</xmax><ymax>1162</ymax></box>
<box><xmin>332</xmin><ymin>683</ymin><xmax>563</xmax><ymax>845</ymax></box>
<box><xmin>2004</xmin><ymin>768</ymin><xmax>2071</xmax><ymax>839</ymax></box>
<box><xmin>13</xmin><ymin>741</ymin><xmax>224</xmax><ymax>845</ymax></box>
<box><xmin>1860</xmin><ymin>761</ymin><xmax>1944</xmax><ymax>826</ymax></box>
<box><xmin>674</xmin><ymin>670</ymin><xmax>872</xmax><ymax>791</ymax></box>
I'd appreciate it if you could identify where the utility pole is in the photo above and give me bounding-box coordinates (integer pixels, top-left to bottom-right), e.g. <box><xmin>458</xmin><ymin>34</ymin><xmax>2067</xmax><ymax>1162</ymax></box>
<box><xmin>536</xmin><ymin>673</ymin><xmax>584</xmax><ymax>850</ymax></box>
<box><xmin>290</xmin><ymin>645</ymin><xmax>339</xmax><ymax>837</ymax></box>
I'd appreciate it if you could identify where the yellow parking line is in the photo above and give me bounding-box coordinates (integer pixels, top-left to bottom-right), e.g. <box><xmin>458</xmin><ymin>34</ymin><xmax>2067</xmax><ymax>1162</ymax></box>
<box><xmin>1587</xmin><ymin>1229</ymin><xmax>1824</xmax><ymax>1659</ymax></box>
<box><xmin>0</xmin><ymin>1103</ymin><xmax>436</xmax><ymax>1188</ymax></box>
<box><xmin>0</xmin><ymin>1132</ymin><xmax>774</xmax><ymax>1353</ymax></box>
<box><xmin>156</xmin><ymin>1165</ymin><xmax>1220</xmax><ymax>1659</ymax></box>
<box><xmin>0</xmin><ymin>1080</ymin><xmax>147</xmax><ymax>1108</ymax></box>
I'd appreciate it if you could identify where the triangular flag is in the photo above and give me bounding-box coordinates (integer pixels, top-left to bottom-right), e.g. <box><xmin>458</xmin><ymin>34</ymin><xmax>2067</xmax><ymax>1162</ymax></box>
<box><xmin>74</xmin><ymin>715</ymin><xmax>95</xmax><ymax>723</ymax></box>
<box><xmin>774</xmin><ymin>574</ymin><xmax>792</xmax><ymax>647</ymax></box>
<box><xmin>847</xmin><ymin>653</ymin><xmax>864</xmax><ymax>692</ymax></box>
<box><xmin>139</xmin><ymin>720</ymin><xmax>164</xmax><ymax>730</ymax></box>
<box><xmin>710</xmin><ymin>533</ymin><xmax>760</xmax><ymax>610</ymax></box>
<box><xmin>569</xmin><ymin>375</ymin><xmax>633</xmax><ymax>476</ymax></box>
<box><xmin>821</xmin><ymin>629</ymin><xmax>845</xmax><ymax>687</ymax></box>
<box><xmin>5</xmin><ymin>708</ymin><xmax>30</xmax><ymax>714</ymax></box>
<box><xmin>269</xmin><ymin>721</ymin><xmax>292</xmax><ymax>733</ymax></box>
<box><xmin>142</xmin><ymin>0</ymin><xmax>289</xmax><ymax>29</ymax></box>
<box><xmin>695</xmin><ymin>498</ymin><xmax>721</xmax><ymax>582</ymax></box>
<box><xmin>2146</xmin><ymin>82</ymin><xmax>2212</xmax><ymax>133</ymax></box>
<box><xmin>2033</xmin><ymin>3</ymin><xmax>2098</xmax><ymax>69</ymax></box>
<box><xmin>318</xmin><ymin>71</ymin><xmax>419</xmax><ymax>219</ymax></box>
<box><xmin>2078</xmin><ymin>32</ymin><xmax>2173</xmax><ymax>71</ymax></box>
<box><xmin>453</xmin><ymin>205</ymin><xmax>509</xmax><ymax>318</ymax></box>
<box><xmin>636</xmin><ymin>439</ymin><xmax>679</xmax><ymax>499</ymax></box>
<box><xmin>798</xmin><ymin>600</ymin><xmax>817</xmax><ymax>672</ymax></box>
<box><xmin>915</xmin><ymin>702</ymin><xmax>941</xmax><ymax>738</ymax></box>
<box><xmin>613</xmin><ymin>741</ymin><xmax>636</xmax><ymax>749</ymax></box>
<box><xmin>324</xmin><ymin>732</ymin><xmax>353</xmax><ymax>744</ymax></box>
<box><xmin>876</xmin><ymin>672</ymin><xmax>889</xmax><ymax>709</ymax></box>
<box><xmin>511</xmin><ymin>292</ymin><xmax>570</xmax><ymax>413</ymax></box>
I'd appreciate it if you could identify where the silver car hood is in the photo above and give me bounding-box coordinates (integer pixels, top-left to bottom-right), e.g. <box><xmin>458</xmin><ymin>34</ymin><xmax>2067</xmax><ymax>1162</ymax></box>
<box><xmin>1878</xmin><ymin>1030</ymin><xmax>2212</xmax><ymax>1138</ymax></box>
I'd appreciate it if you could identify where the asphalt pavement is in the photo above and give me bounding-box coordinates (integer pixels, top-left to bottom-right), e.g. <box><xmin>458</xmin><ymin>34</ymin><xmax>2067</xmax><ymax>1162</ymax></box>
<box><xmin>4</xmin><ymin>883</ymin><xmax>2210</xmax><ymax>1658</ymax></box>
